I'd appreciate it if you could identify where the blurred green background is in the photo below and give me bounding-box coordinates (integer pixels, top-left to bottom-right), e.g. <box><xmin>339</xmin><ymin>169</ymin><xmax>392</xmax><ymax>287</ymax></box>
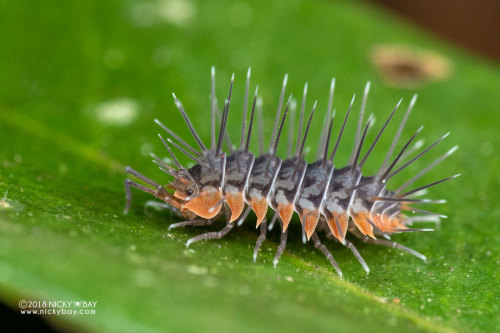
<box><xmin>0</xmin><ymin>0</ymin><xmax>498</xmax><ymax>332</ymax></box>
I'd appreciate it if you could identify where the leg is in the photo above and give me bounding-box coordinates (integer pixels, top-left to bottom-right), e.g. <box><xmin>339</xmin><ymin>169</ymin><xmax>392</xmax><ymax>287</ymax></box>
<box><xmin>316</xmin><ymin>219</ymin><xmax>336</xmax><ymax>241</ymax></box>
<box><xmin>169</xmin><ymin>217</ymin><xmax>213</xmax><ymax>230</ymax></box>
<box><xmin>253</xmin><ymin>219</ymin><xmax>267</xmax><ymax>262</ymax></box>
<box><xmin>124</xmin><ymin>167</ymin><xmax>168</xmax><ymax>214</ymax></box>
<box><xmin>267</xmin><ymin>211</ymin><xmax>279</xmax><ymax>231</ymax></box>
<box><xmin>237</xmin><ymin>206</ymin><xmax>252</xmax><ymax>226</ymax></box>
<box><xmin>301</xmin><ymin>223</ymin><xmax>307</xmax><ymax>244</ymax></box>
<box><xmin>367</xmin><ymin>218</ymin><xmax>391</xmax><ymax>240</ymax></box>
<box><xmin>351</xmin><ymin>229</ymin><xmax>426</xmax><ymax>262</ymax></box>
<box><xmin>185</xmin><ymin>204</ymin><xmax>234</xmax><ymax>247</ymax></box>
<box><xmin>124</xmin><ymin>178</ymin><xmax>167</xmax><ymax>214</ymax></box>
<box><xmin>344</xmin><ymin>239</ymin><xmax>370</xmax><ymax>275</ymax></box>
<box><xmin>186</xmin><ymin>222</ymin><xmax>234</xmax><ymax>248</ymax></box>
<box><xmin>317</xmin><ymin>218</ymin><xmax>368</xmax><ymax>275</ymax></box>
<box><xmin>311</xmin><ymin>232</ymin><xmax>343</xmax><ymax>278</ymax></box>
<box><xmin>144</xmin><ymin>200</ymin><xmax>182</xmax><ymax>217</ymax></box>
<box><xmin>126</xmin><ymin>166</ymin><xmax>161</xmax><ymax>187</ymax></box>
<box><xmin>273</xmin><ymin>224</ymin><xmax>288</xmax><ymax>268</ymax></box>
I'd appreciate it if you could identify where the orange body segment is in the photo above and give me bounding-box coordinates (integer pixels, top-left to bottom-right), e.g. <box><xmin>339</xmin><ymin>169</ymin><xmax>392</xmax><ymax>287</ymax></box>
<box><xmin>326</xmin><ymin>213</ymin><xmax>348</xmax><ymax>243</ymax></box>
<box><xmin>183</xmin><ymin>190</ymin><xmax>223</xmax><ymax>219</ymax></box>
<box><xmin>278</xmin><ymin>203</ymin><xmax>295</xmax><ymax>232</ymax></box>
<box><xmin>250</xmin><ymin>197</ymin><xmax>269</xmax><ymax>226</ymax></box>
<box><xmin>351</xmin><ymin>212</ymin><xmax>375</xmax><ymax>238</ymax></box>
<box><xmin>225</xmin><ymin>192</ymin><xmax>245</xmax><ymax>223</ymax></box>
<box><xmin>371</xmin><ymin>213</ymin><xmax>407</xmax><ymax>232</ymax></box>
<box><xmin>371</xmin><ymin>213</ymin><xmax>389</xmax><ymax>231</ymax></box>
<box><xmin>301</xmin><ymin>209</ymin><xmax>320</xmax><ymax>240</ymax></box>
<box><xmin>389</xmin><ymin>216</ymin><xmax>407</xmax><ymax>231</ymax></box>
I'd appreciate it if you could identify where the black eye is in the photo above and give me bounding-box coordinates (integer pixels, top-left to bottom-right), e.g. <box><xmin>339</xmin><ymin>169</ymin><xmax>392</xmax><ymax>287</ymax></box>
<box><xmin>186</xmin><ymin>188</ymin><xmax>193</xmax><ymax>196</ymax></box>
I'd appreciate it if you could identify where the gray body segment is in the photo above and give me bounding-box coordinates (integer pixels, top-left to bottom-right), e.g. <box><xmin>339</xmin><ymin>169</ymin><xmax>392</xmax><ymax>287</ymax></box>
<box><xmin>269</xmin><ymin>157</ymin><xmax>307</xmax><ymax>210</ymax></box>
<box><xmin>322</xmin><ymin>166</ymin><xmax>361</xmax><ymax>219</ymax></box>
<box><xmin>188</xmin><ymin>152</ymin><xmax>225</xmax><ymax>189</ymax></box>
<box><xmin>318</xmin><ymin>165</ymin><xmax>363</xmax><ymax>245</ymax></box>
<box><xmin>223</xmin><ymin>150</ymin><xmax>255</xmax><ymax>194</ymax></box>
<box><xmin>295</xmin><ymin>161</ymin><xmax>333</xmax><ymax>217</ymax></box>
<box><xmin>245</xmin><ymin>153</ymin><xmax>282</xmax><ymax>201</ymax></box>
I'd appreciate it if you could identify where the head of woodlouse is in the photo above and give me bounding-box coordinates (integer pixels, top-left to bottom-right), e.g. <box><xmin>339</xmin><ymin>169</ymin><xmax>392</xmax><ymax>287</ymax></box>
<box><xmin>168</xmin><ymin>168</ymin><xmax>200</xmax><ymax>202</ymax></box>
<box><xmin>168</xmin><ymin>162</ymin><xmax>225</xmax><ymax>220</ymax></box>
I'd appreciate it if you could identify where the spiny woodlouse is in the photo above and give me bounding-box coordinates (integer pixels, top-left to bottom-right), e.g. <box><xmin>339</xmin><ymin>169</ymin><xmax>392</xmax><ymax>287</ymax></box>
<box><xmin>124</xmin><ymin>67</ymin><xmax>458</xmax><ymax>278</ymax></box>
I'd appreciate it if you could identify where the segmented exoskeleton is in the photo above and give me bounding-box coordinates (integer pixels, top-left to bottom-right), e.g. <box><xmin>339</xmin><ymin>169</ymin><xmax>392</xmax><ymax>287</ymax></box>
<box><xmin>124</xmin><ymin>68</ymin><xmax>458</xmax><ymax>278</ymax></box>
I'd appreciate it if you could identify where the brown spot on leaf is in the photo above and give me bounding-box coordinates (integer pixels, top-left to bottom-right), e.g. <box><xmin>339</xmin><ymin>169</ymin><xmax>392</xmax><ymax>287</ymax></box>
<box><xmin>371</xmin><ymin>44</ymin><xmax>452</xmax><ymax>88</ymax></box>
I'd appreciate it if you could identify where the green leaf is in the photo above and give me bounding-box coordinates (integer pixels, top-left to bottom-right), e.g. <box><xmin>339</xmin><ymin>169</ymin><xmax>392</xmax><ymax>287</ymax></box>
<box><xmin>0</xmin><ymin>0</ymin><xmax>498</xmax><ymax>332</ymax></box>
